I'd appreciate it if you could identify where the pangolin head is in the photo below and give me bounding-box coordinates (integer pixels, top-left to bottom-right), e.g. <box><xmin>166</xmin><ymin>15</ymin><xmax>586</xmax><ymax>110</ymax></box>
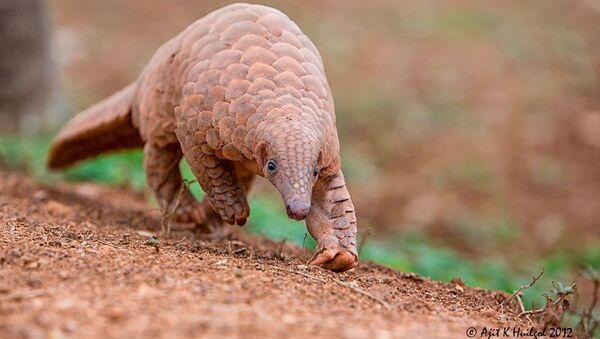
<box><xmin>255</xmin><ymin>118</ymin><xmax>323</xmax><ymax>220</ymax></box>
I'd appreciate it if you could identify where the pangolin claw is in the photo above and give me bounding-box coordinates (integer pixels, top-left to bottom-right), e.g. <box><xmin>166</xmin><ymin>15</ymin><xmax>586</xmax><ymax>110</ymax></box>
<box><xmin>308</xmin><ymin>249</ymin><xmax>358</xmax><ymax>272</ymax></box>
<box><xmin>307</xmin><ymin>238</ymin><xmax>358</xmax><ymax>272</ymax></box>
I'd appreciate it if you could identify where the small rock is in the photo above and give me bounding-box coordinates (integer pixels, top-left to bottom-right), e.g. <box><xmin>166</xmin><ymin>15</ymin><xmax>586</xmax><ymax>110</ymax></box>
<box><xmin>45</xmin><ymin>200</ymin><xmax>72</xmax><ymax>217</ymax></box>
<box><xmin>33</xmin><ymin>190</ymin><xmax>48</xmax><ymax>201</ymax></box>
<box><xmin>346</xmin><ymin>280</ymin><xmax>360</xmax><ymax>288</ymax></box>
<box><xmin>136</xmin><ymin>230</ymin><xmax>155</xmax><ymax>238</ymax></box>
<box><xmin>282</xmin><ymin>314</ymin><xmax>297</xmax><ymax>324</ymax></box>
<box><xmin>106</xmin><ymin>307</ymin><xmax>124</xmax><ymax>322</ymax></box>
<box><xmin>21</xmin><ymin>256</ymin><xmax>34</xmax><ymax>266</ymax></box>
<box><xmin>9</xmin><ymin>248</ymin><xmax>21</xmax><ymax>257</ymax></box>
<box><xmin>450</xmin><ymin>277</ymin><xmax>465</xmax><ymax>286</ymax></box>
<box><xmin>99</xmin><ymin>245</ymin><xmax>114</xmax><ymax>255</ymax></box>
<box><xmin>64</xmin><ymin>319</ymin><xmax>77</xmax><ymax>332</ymax></box>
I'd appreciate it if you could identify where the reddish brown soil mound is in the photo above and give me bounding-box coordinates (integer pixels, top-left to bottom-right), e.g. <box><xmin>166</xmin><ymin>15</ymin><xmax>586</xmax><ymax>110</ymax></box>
<box><xmin>0</xmin><ymin>169</ymin><xmax>527</xmax><ymax>338</ymax></box>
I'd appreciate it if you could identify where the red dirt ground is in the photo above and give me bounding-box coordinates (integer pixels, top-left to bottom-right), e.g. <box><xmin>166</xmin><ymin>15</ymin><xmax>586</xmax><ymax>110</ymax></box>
<box><xmin>0</xmin><ymin>169</ymin><xmax>528</xmax><ymax>338</ymax></box>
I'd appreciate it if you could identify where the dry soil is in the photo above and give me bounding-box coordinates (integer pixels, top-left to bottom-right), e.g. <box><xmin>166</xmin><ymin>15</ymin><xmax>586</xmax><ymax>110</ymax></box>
<box><xmin>0</xmin><ymin>169</ymin><xmax>528</xmax><ymax>338</ymax></box>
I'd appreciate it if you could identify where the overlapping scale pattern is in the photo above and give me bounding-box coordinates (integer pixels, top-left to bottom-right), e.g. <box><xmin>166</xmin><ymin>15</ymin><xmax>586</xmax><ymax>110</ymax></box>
<box><xmin>171</xmin><ymin>3</ymin><xmax>333</xmax><ymax>162</ymax></box>
<box><xmin>132</xmin><ymin>3</ymin><xmax>356</xmax><ymax>270</ymax></box>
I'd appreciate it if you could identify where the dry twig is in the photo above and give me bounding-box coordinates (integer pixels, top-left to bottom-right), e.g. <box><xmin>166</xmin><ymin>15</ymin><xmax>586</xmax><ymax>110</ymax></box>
<box><xmin>161</xmin><ymin>180</ymin><xmax>194</xmax><ymax>235</ymax></box>
<box><xmin>330</xmin><ymin>277</ymin><xmax>393</xmax><ymax>311</ymax></box>
<box><xmin>276</xmin><ymin>237</ymin><xmax>287</xmax><ymax>259</ymax></box>
<box><xmin>272</xmin><ymin>266</ymin><xmax>326</xmax><ymax>283</ymax></box>
<box><xmin>232</xmin><ymin>247</ymin><xmax>248</xmax><ymax>254</ymax></box>
<box><xmin>0</xmin><ymin>289</ymin><xmax>47</xmax><ymax>302</ymax></box>
<box><xmin>96</xmin><ymin>240</ymin><xmax>119</xmax><ymax>249</ymax></box>
<box><xmin>519</xmin><ymin>308</ymin><xmax>548</xmax><ymax>317</ymax></box>
<box><xmin>576</xmin><ymin>268</ymin><xmax>600</xmax><ymax>336</ymax></box>
<box><xmin>271</xmin><ymin>266</ymin><xmax>392</xmax><ymax>310</ymax></box>
<box><xmin>499</xmin><ymin>267</ymin><xmax>545</xmax><ymax>310</ymax></box>
<box><xmin>518</xmin><ymin>282</ymin><xmax>576</xmax><ymax>317</ymax></box>
<box><xmin>163</xmin><ymin>182</ymin><xmax>187</xmax><ymax>234</ymax></box>
<box><xmin>357</xmin><ymin>227</ymin><xmax>373</xmax><ymax>254</ymax></box>
<box><xmin>515</xmin><ymin>294</ymin><xmax>526</xmax><ymax>314</ymax></box>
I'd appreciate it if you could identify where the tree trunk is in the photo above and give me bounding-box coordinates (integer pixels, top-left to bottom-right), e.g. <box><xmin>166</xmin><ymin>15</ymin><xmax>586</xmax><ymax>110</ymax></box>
<box><xmin>0</xmin><ymin>0</ymin><xmax>52</xmax><ymax>133</ymax></box>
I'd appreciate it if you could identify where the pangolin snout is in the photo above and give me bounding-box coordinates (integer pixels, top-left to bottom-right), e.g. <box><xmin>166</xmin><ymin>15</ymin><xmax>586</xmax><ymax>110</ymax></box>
<box><xmin>286</xmin><ymin>200</ymin><xmax>310</xmax><ymax>220</ymax></box>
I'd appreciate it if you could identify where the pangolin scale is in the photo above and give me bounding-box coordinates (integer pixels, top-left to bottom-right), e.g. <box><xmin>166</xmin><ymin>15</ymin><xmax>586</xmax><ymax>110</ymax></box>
<box><xmin>48</xmin><ymin>3</ymin><xmax>358</xmax><ymax>272</ymax></box>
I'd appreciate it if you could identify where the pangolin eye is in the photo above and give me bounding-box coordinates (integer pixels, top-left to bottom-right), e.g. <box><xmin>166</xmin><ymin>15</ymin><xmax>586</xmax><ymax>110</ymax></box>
<box><xmin>313</xmin><ymin>168</ymin><xmax>318</xmax><ymax>177</ymax></box>
<box><xmin>267</xmin><ymin>160</ymin><xmax>277</xmax><ymax>172</ymax></box>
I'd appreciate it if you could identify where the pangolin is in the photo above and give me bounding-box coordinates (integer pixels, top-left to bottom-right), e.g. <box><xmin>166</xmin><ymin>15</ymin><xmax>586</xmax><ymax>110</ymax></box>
<box><xmin>47</xmin><ymin>3</ymin><xmax>358</xmax><ymax>272</ymax></box>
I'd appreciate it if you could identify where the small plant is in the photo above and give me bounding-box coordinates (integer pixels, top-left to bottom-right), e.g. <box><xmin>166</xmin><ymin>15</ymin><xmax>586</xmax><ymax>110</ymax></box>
<box><xmin>573</xmin><ymin>267</ymin><xmax>599</xmax><ymax>337</ymax></box>
<box><xmin>160</xmin><ymin>180</ymin><xmax>189</xmax><ymax>235</ymax></box>
<box><xmin>145</xmin><ymin>236</ymin><xmax>160</xmax><ymax>253</ymax></box>
<box><xmin>516</xmin><ymin>280</ymin><xmax>575</xmax><ymax>330</ymax></box>
<box><xmin>500</xmin><ymin>266</ymin><xmax>599</xmax><ymax>338</ymax></box>
<box><xmin>498</xmin><ymin>267</ymin><xmax>545</xmax><ymax>313</ymax></box>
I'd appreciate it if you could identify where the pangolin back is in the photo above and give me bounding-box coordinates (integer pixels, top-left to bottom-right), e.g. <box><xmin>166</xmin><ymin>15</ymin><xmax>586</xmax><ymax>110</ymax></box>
<box><xmin>49</xmin><ymin>3</ymin><xmax>337</xmax><ymax>168</ymax></box>
<box><xmin>47</xmin><ymin>83</ymin><xmax>143</xmax><ymax>169</ymax></box>
<box><xmin>166</xmin><ymin>3</ymin><xmax>337</xmax><ymax>162</ymax></box>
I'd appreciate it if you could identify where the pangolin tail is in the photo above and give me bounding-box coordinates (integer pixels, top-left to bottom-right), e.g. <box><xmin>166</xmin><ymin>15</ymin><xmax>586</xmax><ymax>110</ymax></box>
<box><xmin>47</xmin><ymin>83</ymin><xmax>144</xmax><ymax>169</ymax></box>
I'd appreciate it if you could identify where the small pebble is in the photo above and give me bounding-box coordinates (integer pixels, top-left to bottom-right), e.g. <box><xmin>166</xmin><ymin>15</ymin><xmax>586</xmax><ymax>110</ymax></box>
<box><xmin>33</xmin><ymin>190</ymin><xmax>48</xmax><ymax>201</ymax></box>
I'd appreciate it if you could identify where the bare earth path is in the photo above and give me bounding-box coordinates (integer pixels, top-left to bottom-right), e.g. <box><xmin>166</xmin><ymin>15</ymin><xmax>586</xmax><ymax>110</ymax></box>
<box><xmin>0</xmin><ymin>169</ymin><xmax>526</xmax><ymax>338</ymax></box>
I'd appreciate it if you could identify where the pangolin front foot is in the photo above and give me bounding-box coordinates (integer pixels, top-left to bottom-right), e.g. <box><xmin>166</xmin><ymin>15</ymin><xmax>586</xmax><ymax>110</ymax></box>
<box><xmin>306</xmin><ymin>171</ymin><xmax>358</xmax><ymax>272</ymax></box>
<box><xmin>308</xmin><ymin>235</ymin><xmax>358</xmax><ymax>272</ymax></box>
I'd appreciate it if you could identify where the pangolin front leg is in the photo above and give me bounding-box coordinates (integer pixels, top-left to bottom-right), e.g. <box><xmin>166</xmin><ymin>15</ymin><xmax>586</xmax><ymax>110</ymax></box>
<box><xmin>192</xmin><ymin>164</ymin><xmax>255</xmax><ymax>230</ymax></box>
<box><xmin>143</xmin><ymin>142</ymin><xmax>205</xmax><ymax>224</ymax></box>
<box><xmin>178</xmin><ymin>139</ymin><xmax>250</xmax><ymax>226</ymax></box>
<box><xmin>306</xmin><ymin>171</ymin><xmax>358</xmax><ymax>272</ymax></box>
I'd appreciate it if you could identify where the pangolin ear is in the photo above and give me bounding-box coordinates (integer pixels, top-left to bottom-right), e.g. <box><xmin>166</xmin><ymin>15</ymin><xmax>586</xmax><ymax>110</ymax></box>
<box><xmin>254</xmin><ymin>141</ymin><xmax>268</xmax><ymax>169</ymax></box>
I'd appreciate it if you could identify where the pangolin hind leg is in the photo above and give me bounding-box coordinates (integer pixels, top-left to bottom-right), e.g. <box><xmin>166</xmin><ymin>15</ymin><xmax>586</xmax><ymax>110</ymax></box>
<box><xmin>306</xmin><ymin>171</ymin><xmax>358</xmax><ymax>272</ymax></box>
<box><xmin>179</xmin><ymin>140</ymin><xmax>251</xmax><ymax>226</ymax></box>
<box><xmin>143</xmin><ymin>142</ymin><xmax>206</xmax><ymax>225</ymax></box>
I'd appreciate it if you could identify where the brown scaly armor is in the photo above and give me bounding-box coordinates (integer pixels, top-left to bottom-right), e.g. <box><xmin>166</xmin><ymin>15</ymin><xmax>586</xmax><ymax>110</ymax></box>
<box><xmin>48</xmin><ymin>3</ymin><xmax>358</xmax><ymax>272</ymax></box>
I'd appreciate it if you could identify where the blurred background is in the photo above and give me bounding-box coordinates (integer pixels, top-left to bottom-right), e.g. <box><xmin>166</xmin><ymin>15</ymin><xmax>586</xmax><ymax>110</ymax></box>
<box><xmin>1</xmin><ymin>0</ymin><xmax>599</xmax><ymax>309</ymax></box>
